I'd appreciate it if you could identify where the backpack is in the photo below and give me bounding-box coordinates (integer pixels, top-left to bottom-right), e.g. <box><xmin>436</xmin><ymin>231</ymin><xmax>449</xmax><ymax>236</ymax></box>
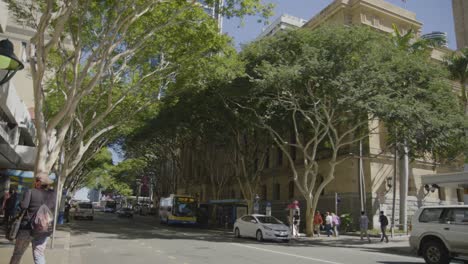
<box><xmin>380</xmin><ymin>215</ymin><xmax>389</xmax><ymax>226</ymax></box>
<box><xmin>30</xmin><ymin>193</ymin><xmax>54</xmax><ymax>237</ymax></box>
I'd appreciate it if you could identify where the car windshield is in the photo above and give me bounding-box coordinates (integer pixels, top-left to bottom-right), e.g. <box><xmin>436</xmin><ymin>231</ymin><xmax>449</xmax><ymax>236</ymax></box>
<box><xmin>79</xmin><ymin>203</ymin><xmax>92</xmax><ymax>209</ymax></box>
<box><xmin>174</xmin><ymin>197</ymin><xmax>197</xmax><ymax>217</ymax></box>
<box><xmin>256</xmin><ymin>216</ymin><xmax>282</xmax><ymax>224</ymax></box>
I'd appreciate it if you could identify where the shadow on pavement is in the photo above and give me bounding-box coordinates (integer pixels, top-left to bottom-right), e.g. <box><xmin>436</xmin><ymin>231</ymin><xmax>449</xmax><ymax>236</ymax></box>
<box><xmin>66</xmin><ymin>212</ymin><xmax>418</xmax><ymax>260</ymax></box>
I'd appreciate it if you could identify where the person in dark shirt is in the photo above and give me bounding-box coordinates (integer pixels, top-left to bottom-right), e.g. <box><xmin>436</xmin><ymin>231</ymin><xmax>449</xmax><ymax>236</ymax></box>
<box><xmin>3</xmin><ymin>187</ymin><xmax>18</xmax><ymax>227</ymax></box>
<box><xmin>379</xmin><ymin>211</ymin><xmax>389</xmax><ymax>243</ymax></box>
<box><xmin>9</xmin><ymin>176</ymin><xmax>56</xmax><ymax>264</ymax></box>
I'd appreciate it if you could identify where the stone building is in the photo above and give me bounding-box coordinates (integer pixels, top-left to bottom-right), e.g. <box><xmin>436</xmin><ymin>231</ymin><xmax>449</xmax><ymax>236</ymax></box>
<box><xmin>179</xmin><ymin>0</ymin><xmax>464</xmax><ymax>230</ymax></box>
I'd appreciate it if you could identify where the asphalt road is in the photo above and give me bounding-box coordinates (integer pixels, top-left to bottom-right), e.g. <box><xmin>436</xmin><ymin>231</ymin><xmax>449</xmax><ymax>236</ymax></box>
<box><xmin>68</xmin><ymin>212</ymin><xmax>427</xmax><ymax>264</ymax></box>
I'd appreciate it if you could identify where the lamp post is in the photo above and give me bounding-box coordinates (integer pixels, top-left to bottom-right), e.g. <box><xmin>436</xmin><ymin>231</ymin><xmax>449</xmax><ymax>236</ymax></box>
<box><xmin>0</xmin><ymin>39</ymin><xmax>24</xmax><ymax>86</ymax></box>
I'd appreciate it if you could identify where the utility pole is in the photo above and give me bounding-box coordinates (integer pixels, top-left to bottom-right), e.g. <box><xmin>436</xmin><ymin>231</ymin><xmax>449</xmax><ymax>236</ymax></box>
<box><xmin>399</xmin><ymin>140</ymin><xmax>409</xmax><ymax>232</ymax></box>
<box><xmin>358</xmin><ymin>140</ymin><xmax>366</xmax><ymax>212</ymax></box>
<box><xmin>391</xmin><ymin>145</ymin><xmax>398</xmax><ymax>238</ymax></box>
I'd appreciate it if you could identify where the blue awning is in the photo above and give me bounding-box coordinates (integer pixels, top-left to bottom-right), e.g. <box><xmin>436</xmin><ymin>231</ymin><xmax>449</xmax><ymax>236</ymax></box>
<box><xmin>1</xmin><ymin>169</ymin><xmax>56</xmax><ymax>180</ymax></box>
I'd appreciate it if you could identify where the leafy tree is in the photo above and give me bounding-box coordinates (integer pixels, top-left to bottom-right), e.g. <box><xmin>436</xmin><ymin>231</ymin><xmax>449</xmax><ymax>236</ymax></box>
<box><xmin>5</xmin><ymin>0</ymin><xmax>273</xmax><ymax>184</ymax></box>
<box><xmin>237</xmin><ymin>26</ymin><xmax>464</xmax><ymax>236</ymax></box>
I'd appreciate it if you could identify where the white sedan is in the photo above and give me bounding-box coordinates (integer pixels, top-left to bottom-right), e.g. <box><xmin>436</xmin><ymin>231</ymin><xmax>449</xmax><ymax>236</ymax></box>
<box><xmin>233</xmin><ymin>214</ymin><xmax>290</xmax><ymax>242</ymax></box>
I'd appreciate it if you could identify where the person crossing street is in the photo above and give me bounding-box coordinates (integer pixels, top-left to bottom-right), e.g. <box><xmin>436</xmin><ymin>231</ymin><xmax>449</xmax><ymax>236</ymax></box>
<box><xmin>379</xmin><ymin>211</ymin><xmax>389</xmax><ymax>243</ymax></box>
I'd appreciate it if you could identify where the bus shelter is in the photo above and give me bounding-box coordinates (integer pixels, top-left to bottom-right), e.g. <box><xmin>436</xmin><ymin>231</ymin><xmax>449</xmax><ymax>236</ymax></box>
<box><xmin>199</xmin><ymin>199</ymin><xmax>248</xmax><ymax>228</ymax></box>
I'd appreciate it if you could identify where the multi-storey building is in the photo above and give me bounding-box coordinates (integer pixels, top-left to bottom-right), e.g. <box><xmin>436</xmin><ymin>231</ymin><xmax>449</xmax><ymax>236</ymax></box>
<box><xmin>452</xmin><ymin>0</ymin><xmax>468</xmax><ymax>49</ymax></box>
<box><xmin>257</xmin><ymin>14</ymin><xmax>307</xmax><ymax>39</ymax></box>
<box><xmin>0</xmin><ymin>0</ymin><xmax>37</xmax><ymax>195</ymax></box>
<box><xmin>178</xmin><ymin>0</ymin><xmax>464</xmax><ymax>230</ymax></box>
<box><xmin>421</xmin><ymin>31</ymin><xmax>449</xmax><ymax>48</ymax></box>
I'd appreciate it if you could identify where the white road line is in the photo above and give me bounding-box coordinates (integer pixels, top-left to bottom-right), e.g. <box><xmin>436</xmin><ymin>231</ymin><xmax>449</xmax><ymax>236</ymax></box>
<box><xmin>230</xmin><ymin>243</ymin><xmax>344</xmax><ymax>264</ymax></box>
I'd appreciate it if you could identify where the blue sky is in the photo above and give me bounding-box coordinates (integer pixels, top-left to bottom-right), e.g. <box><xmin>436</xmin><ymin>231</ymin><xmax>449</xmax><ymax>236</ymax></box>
<box><xmin>223</xmin><ymin>0</ymin><xmax>456</xmax><ymax>50</ymax></box>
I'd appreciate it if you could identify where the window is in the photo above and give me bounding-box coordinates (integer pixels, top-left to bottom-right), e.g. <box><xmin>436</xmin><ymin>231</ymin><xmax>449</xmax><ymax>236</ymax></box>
<box><xmin>445</xmin><ymin>209</ymin><xmax>468</xmax><ymax>225</ymax></box>
<box><xmin>290</xmin><ymin>133</ymin><xmax>296</xmax><ymax>161</ymax></box>
<box><xmin>265</xmin><ymin>148</ymin><xmax>270</xmax><ymax>168</ymax></box>
<box><xmin>277</xmin><ymin>148</ymin><xmax>283</xmax><ymax>166</ymax></box>
<box><xmin>231</xmin><ymin>189</ymin><xmax>236</xmax><ymax>199</ymax></box>
<box><xmin>20</xmin><ymin>42</ymin><xmax>28</xmax><ymax>63</ymax></box>
<box><xmin>261</xmin><ymin>185</ymin><xmax>267</xmax><ymax>200</ymax></box>
<box><xmin>273</xmin><ymin>183</ymin><xmax>280</xmax><ymax>200</ymax></box>
<box><xmin>419</xmin><ymin>208</ymin><xmax>443</xmax><ymax>223</ymax></box>
<box><xmin>288</xmin><ymin>181</ymin><xmax>295</xmax><ymax>199</ymax></box>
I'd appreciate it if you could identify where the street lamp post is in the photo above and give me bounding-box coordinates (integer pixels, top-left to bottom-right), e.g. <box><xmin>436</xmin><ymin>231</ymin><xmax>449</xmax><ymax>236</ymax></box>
<box><xmin>0</xmin><ymin>39</ymin><xmax>24</xmax><ymax>86</ymax></box>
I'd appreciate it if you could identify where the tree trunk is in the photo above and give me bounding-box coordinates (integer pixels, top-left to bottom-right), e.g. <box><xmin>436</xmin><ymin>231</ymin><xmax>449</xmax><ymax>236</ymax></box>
<box><xmin>305</xmin><ymin>197</ymin><xmax>314</xmax><ymax>237</ymax></box>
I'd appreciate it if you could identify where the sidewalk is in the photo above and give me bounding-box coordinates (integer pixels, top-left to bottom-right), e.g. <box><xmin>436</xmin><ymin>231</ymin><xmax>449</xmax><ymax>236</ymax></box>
<box><xmin>0</xmin><ymin>225</ymin><xmax>71</xmax><ymax>264</ymax></box>
<box><xmin>291</xmin><ymin>234</ymin><xmax>413</xmax><ymax>256</ymax></box>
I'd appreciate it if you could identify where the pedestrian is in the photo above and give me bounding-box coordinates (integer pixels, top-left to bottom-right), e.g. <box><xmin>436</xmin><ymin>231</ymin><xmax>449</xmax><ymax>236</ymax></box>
<box><xmin>313</xmin><ymin>211</ymin><xmax>323</xmax><ymax>237</ymax></box>
<box><xmin>292</xmin><ymin>210</ymin><xmax>300</xmax><ymax>237</ymax></box>
<box><xmin>379</xmin><ymin>211</ymin><xmax>389</xmax><ymax>243</ymax></box>
<box><xmin>64</xmin><ymin>198</ymin><xmax>71</xmax><ymax>223</ymax></box>
<box><xmin>325</xmin><ymin>212</ymin><xmax>333</xmax><ymax>237</ymax></box>
<box><xmin>9</xmin><ymin>176</ymin><xmax>56</xmax><ymax>264</ymax></box>
<box><xmin>4</xmin><ymin>187</ymin><xmax>18</xmax><ymax>227</ymax></box>
<box><xmin>359</xmin><ymin>211</ymin><xmax>371</xmax><ymax>243</ymax></box>
<box><xmin>331</xmin><ymin>213</ymin><xmax>340</xmax><ymax>237</ymax></box>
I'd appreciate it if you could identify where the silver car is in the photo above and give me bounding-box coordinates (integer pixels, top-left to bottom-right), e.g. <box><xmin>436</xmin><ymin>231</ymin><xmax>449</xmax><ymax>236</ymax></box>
<box><xmin>409</xmin><ymin>205</ymin><xmax>468</xmax><ymax>264</ymax></box>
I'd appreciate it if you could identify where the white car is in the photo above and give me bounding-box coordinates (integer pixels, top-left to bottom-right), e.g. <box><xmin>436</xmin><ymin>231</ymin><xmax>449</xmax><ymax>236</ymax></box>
<box><xmin>233</xmin><ymin>214</ymin><xmax>290</xmax><ymax>242</ymax></box>
<box><xmin>72</xmin><ymin>202</ymin><xmax>95</xmax><ymax>220</ymax></box>
<box><xmin>409</xmin><ymin>205</ymin><xmax>468</xmax><ymax>264</ymax></box>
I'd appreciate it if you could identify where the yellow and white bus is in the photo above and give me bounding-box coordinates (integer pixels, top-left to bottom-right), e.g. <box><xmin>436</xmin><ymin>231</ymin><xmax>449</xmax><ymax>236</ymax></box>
<box><xmin>159</xmin><ymin>194</ymin><xmax>197</xmax><ymax>225</ymax></box>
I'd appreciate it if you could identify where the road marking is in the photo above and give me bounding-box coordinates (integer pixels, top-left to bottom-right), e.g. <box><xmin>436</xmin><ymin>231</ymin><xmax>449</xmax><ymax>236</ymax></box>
<box><xmin>230</xmin><ymin>243</ymin><xmax>344</xmax><ymax>264</ymax></box>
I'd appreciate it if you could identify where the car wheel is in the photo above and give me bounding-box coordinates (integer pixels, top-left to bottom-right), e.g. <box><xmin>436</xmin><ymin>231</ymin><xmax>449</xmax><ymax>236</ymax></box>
<box><xmin>256</xmin><ymin>230</ymin><xmax>263</xmax><ymax>242</ymax></box>
<box><xmin>422</xmin><ymin>240</ymin><xmax>450</xmax><ymax>264</ymax></box>
<box><xmin>283</xmin><ymin>239</ymin><xmax>290</xmax><ymax>243</ymax></box>
<box><xmin>89</xmin><ymin>217</ymin><xmax>94</xmax><ymax>221</ymax></box>
<box><xmin>234</xmin><ymin>228</ymin><xmax>241</xmax><ymax>238</ymax></box>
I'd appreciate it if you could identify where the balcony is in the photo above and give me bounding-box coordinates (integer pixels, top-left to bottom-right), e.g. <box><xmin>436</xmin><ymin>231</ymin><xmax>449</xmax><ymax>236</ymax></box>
<box><xmin>0</xmin><ymin>81</ymin><xmax>35</xmax><ymax>146</ymax></box>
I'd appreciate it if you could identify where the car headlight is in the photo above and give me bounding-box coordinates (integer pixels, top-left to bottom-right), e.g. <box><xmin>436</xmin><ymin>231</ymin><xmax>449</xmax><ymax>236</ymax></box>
<box><xmin>263</xmin><ymin>225</ymin><xmax>273</xmax><ymax>231</ymax></box>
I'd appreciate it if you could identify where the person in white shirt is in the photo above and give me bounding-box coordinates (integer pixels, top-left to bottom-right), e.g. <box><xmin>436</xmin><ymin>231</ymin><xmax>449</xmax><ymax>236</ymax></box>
<box><xmin>359</xmin><ymin>211</ymin><xmax>371</xmax><ymax>243</ymax></box>
<box><xmin>325</xmin><ymin>212</ymin><xmax>333</xmax><ymax>237</ymax></box>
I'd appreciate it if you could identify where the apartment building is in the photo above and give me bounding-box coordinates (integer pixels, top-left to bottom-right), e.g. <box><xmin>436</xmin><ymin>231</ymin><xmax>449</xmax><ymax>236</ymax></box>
<box><xmin>257</xmin><ymin>14</ymin><xmax>307</xmax><ymax>39</ymax></box>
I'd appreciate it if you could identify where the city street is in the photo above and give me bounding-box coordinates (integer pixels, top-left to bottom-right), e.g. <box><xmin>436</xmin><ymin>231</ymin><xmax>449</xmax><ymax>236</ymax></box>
<box><xmin>67</xmin><ymin>212</ymin><xmax>427</xmax><ymax>264</ymax></box>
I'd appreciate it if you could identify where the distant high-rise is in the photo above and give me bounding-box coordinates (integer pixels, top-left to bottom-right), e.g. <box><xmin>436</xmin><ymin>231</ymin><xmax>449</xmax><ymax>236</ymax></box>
<box><xmin>452</xmin><ymin>0</ymin><xmax>468</xmax><ymax>49</ymax></box>
<box><xmin>257</xmin><ymin>14</ymin><xmax>307</xmax><ymax>39</ymax></box>
<box><xmin>197</xmin><ymin>0</ymin><xmax>223</xmax><ymax>32</ymax></box>
<box><xmin>421</xmin><ymin>31</ymin><xmax>448</xmax><ymax>48</ymax></box>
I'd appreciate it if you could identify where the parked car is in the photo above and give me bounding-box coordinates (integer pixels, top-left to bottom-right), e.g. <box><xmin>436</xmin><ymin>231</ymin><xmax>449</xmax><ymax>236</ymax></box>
<box><xmin>117</xmin><ymin>208</ymin><xmax>134</xmax><ymax>218</ymax></box>
<box><xmin>233</xmin><ymin>214</ymin><xmax>290</xmax><ymax>242</ymax></box>
<box><xmin>72</xmin><ymin>202</ymin><xmax>94</xmax><ymax>220</ymax></box>
<box><xmin>409</xmin><ymin>205</ymin><xmax>468</xmax><ymax>264</ymax></box>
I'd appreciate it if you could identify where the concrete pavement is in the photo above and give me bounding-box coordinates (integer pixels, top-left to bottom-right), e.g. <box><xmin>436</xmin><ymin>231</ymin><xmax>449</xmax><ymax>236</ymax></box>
<box><xmin>1</xmin><ymin>213</ymin><xmax>464</xmax><ymax>264</ymax></box>
<box><xmin>0</xmin><ymin>225</ymin><xmax>70</xmax><ymax>264</ymax></box>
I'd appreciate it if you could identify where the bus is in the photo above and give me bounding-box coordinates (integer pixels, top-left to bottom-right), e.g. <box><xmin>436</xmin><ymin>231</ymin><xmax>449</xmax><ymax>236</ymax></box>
<box><xmin>159</xmin><ymin>194</ymin><xmax>197</xmax><ymax>225</ymax></box>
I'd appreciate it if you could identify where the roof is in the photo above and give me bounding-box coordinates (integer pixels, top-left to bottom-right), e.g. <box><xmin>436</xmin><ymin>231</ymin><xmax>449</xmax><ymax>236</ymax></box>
<box><xmin>421</xmin><ymin>171</ymin><xmax>468</xmax><ymax>187</ymax></box>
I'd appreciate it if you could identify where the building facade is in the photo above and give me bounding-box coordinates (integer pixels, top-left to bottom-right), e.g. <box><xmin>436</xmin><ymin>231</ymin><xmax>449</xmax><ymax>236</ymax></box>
<box><xmin>452</xmin><ymin>0</ymin><xmax>468</xmax><ymax>49</ymax></box>
<box><xmin>0</xmin><ymin>0</ymin><xmax>37</xmax><ymax>196</ymax></box>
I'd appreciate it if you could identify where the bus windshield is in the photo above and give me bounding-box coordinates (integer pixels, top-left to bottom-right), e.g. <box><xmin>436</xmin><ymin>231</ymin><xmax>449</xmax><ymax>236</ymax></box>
<box><xmin>173</xmin><ymin>197</ymin><xmax>197</xmax><ymax>217</ymax></box>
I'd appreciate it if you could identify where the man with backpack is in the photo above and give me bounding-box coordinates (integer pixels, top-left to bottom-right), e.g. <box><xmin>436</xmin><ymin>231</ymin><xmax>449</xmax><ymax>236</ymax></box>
<box><xmin>9</xmin><ymin>176</ymin><xmax>56</xmax><ymax>264</ymax></box>
<box><xmin>379</xmin><ymin>211</ymin><xmax>389</xmax><ymax>243</ymax></box>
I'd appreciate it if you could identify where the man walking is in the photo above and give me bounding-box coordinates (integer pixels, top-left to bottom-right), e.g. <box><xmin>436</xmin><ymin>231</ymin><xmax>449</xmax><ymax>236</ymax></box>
<box><xmin>4</xmin><ymin>187</ymin><xmax>18</xmax><ymax>227</ymax></box>
<box><xmin>313</xmin><ymin>211</ymin><xmax>323</xmax><ymax>237</ymax></box>
<box><xmin>379</xmin><ymin>211</ymin><xmax>389</xmax><ymax>243</ymax></box>
<box><xmin>9</xmin><ymin>176</ymin><xmax>56</xmax><ymax>264</ymax></box>
<box><xmin>359</xmin><ymin>211</ymin><xmax>371</xmax><ymax>243</ymax></box>
<box><xmin>325</xmin><ymin>212</ymin><xmax>333</xmax><ymax>237</ymax></box>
